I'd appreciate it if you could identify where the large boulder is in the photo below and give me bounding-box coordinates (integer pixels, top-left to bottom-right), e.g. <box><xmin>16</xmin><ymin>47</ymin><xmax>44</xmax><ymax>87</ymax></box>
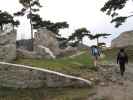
<box><xmin>34</xmin><ymin>28</ymin><xmax>60</xmax><ymax>58</ymax></box>
<box><xmin>0</xmin><ymin>30</ymin><xmax>16</xmax><ymax>62</ymax></box>
<box><xmin>111</xmin><ymin>30</ymin><xmax>133</xmax><ymax>47</ymax></box>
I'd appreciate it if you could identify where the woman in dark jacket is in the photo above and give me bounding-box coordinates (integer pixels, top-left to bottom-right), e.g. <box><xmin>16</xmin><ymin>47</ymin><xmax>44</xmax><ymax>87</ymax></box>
<box><xmin>117</xmin><ymin>48</ymin><xmax>128</xmax><ymax>76</ymax></box>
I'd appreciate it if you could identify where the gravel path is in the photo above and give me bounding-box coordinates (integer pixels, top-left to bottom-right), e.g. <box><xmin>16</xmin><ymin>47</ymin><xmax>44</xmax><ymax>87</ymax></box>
<box><xmin>88</xmin><ymin>63</ymin><xmax>133</xmax><ymax>100</ymax></box>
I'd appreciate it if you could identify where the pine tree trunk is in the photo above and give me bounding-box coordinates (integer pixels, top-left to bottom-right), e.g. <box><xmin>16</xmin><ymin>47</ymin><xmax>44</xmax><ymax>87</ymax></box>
<box><xmin>29</xmin><ymin>3</ymin><xmax>34</xmax><ymax>51</ymax></box>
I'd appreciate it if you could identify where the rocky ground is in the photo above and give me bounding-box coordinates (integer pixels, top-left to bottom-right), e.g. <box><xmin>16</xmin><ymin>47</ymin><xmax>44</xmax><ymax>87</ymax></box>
<box><xmin>88</xmin><ymin>63</ymin><xmax>133</xmax><ymax>100</ymax></box>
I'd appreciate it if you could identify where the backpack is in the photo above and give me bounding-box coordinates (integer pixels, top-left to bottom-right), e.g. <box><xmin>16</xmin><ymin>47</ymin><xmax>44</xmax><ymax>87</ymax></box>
<box><xmin>119</xmin><ymin>52</ymin><xmax>126</xmax><ymax>59</ymax></box>
<box><xmin>94</xmin><ymin>48</ymin><xmax>98</xmax><ymax>54</ymax></box>
<box><xmin>92</xmin><ymin>47</ymin><xmax>99</xmax><ymax>55</ymax></box>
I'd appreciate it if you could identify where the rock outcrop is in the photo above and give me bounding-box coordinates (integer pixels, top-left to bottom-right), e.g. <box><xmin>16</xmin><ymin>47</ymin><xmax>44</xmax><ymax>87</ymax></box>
<box><xmin>34</xmin><ymin>28</ymin><xmax>60</xmax><ymax>59</ymax></box>
<box><xmin>33</xmin><ymin>28</ymin><xmax>78</xmax><ymax>59</ymax></box>
<box><xmin>111</xmin><ymin>30</ymin><xmax>133</xmax><ymax>47</ymax></box>
<box><xmin>16</xmin><ymin>39</ymin><xmax>32</xmax><ymax>51</ymax></box>
<box><xmin>16</xmin><ymin>28</ymin><xmax>78</xmax><ymax>59</ymax></box>
<box><xmin>0</xmin><ymin>62</ymin><xmax>91</xmax><ymax>88</ymax></box>
<box><xmin>0</xmin><ymin>30</ymin><xmax>16</xmax><ymax>62</ymax></box>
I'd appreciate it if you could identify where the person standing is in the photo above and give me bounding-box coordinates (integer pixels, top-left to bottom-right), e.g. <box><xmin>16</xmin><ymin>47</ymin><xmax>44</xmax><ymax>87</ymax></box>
<box><xmin>117</xmin><ymin>48</ymin><xmax>128</xmax><ymax>77</ymax></box>
<box><xmin>91</xmin><ymin>45</ymin><xmax>100</xmax><ymax>66</ymax></box>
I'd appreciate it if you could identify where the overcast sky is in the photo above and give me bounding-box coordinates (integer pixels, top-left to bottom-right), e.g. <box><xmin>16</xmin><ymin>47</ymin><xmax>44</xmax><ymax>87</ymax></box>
<box><xmin>0</xmin><ymin>0</ymin><xmax>133</xmax><ymax>46</ymax></box>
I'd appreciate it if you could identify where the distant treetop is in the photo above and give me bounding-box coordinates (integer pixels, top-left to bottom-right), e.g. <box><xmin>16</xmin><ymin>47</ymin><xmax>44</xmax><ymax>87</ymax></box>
<box><xmin>101</xmin><ymin>0</ymin><xmax>132</xmax><ymax>27</ymax></box>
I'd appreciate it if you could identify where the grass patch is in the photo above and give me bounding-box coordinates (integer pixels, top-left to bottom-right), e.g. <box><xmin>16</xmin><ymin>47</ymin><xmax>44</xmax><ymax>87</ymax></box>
<box><xmin>13</xmin><ymin>50</ymin><xmax>95</xmax><ymax>79</ymax></box>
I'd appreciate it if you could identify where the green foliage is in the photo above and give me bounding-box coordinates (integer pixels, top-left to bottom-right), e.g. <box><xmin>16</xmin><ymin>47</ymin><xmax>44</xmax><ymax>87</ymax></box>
<box><xmin>111</xmin><ymin>16</ymin><xmax>128</xmax><ymax>27</ymax></box>
<box><xmin>69</xmin><ymin>28</ymin><xmax>90</xmax><ymax>41</ymax></box>
<box><xmin>0</xmin><ymin>10</ymin><xmax>19</xmax><ymax>30</ymax></box>
<box><xmin>14</xmin><ymin>0</ymin><xmax>42</xmax><ymax>42</ymax></box>
<box><xmin>68</xmin><ymin>28</ymin><xmax>90</xmax><ymax>47</ymax></box>
<box><xmin>90</xmin><ymin>33</ymin><xmax>111</xmax><ymax>46</ymax></box>
<box><xmin>14</xmin><ymin>0</ymin><xmax>42</xmax><ymax>50</ymax></box>
<box><xmin>30</xmin><ymin>14</ymin><xmax>42</xmax><ymax>29</ymax></box>
<box><xmin>101</xmin><ymin>0</ymin><xmax>128</xmax><ymax>15</ymax></box>
<box><xmin>33</xmin><ymin>19</ymin><xmax>52</xmax><ymax>29</ymax></box>
<box><xmin>47</xmin><ymin>21</ymin><xmax>69</xmax><ymax>35</ymax></box>
<box><xmin>90</xmin><ymin>33</ymin><xmax>111</xmax><ymax>40</ymax></box>
<box><xmin>56</xmin><ymin>36</ymin><xmax>68</xmax><ymax>48</ymax></box>
<box><xmin>101</xmin><ymin>0</ymin><xmax>132</xmax><ymax>27</ymax></box>
<box><xmin>32</xmin><ymin>16</ymin><xmax>69</xmax><ymax>35</ymax></box>
<box><xmin>14</xmin><ymin>0</ymin><xmax>42</xmax><ymax>17</ymax></box>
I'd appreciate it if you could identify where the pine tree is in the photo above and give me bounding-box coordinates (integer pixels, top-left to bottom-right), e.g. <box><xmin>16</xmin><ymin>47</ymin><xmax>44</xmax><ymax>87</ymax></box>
<box><xmin>101</xmin><ymin>0</ymin><xmax>132</xmax><ymax>27</ymax></box>
<box><xmin>68</xmin><ymin>28</ymin><xmax>91</xmax><ymax>46</ymax></box>
<box><xmin>14</xmin><ymin>0</ymin><xmax>42</xmax><ymax>50</ymax></box>
<box><xmin>90</xmin><ymin>33</ymin><xmax>111</xmax><ymax>46</ymax></box>
<box><xmin>0</xmin><ymin>10</ymin><xmax>19</xmax><ymax>31</ymax></box>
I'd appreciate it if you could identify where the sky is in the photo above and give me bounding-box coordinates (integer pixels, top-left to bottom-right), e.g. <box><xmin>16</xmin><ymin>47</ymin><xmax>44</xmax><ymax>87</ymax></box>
<box><xmin>0</xmin><ymin>0</ymin><xmax>133</xmax><ymax>46</ymax></box>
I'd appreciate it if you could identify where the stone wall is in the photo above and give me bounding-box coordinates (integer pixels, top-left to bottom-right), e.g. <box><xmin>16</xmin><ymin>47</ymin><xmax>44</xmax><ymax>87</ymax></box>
<box><xmin>0</xmin><ymin>62</ymin><xmax>91</xmax><ymax>88</ymax></box>
<box><xmin>111</xmin><ymin>30</ymin><xmax>133</xmax><ymax>47</ymax></box>
<box><xmin>0</xmin><ymin>30</ymin><xmax>16</xmax><ymax>62</ymax></box>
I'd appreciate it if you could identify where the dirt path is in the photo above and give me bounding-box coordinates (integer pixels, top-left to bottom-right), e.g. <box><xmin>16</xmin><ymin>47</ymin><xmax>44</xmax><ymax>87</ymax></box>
<box><xmin>68</xmin><ymin>51</ymin><xmax>86</xmax><ymax>58</ymax></box>
<box><xmin>88</xmin><ymin>63</ymin><xmax>133</xmax><ymax>100</ymax></box>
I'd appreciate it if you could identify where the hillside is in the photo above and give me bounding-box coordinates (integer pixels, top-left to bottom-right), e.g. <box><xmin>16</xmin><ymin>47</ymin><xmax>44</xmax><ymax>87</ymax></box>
<box><xmin>111</xmin><ymin>30</ymin><xmax>133</xmax><ymax>48</ymax></box>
